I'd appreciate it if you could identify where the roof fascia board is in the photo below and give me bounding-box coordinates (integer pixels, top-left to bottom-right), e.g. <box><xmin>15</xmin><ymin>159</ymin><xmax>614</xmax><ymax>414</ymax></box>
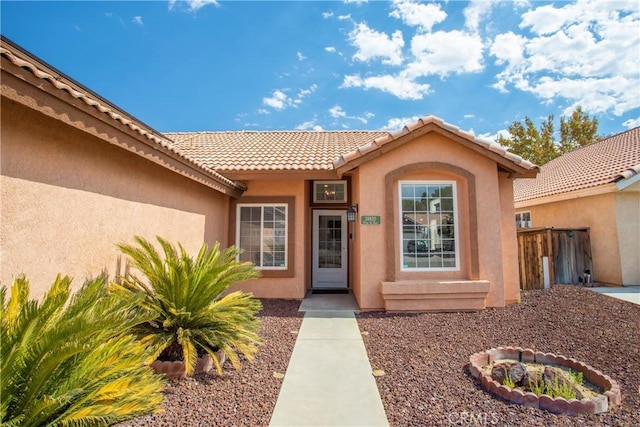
<box><xmin>515</xmin><ymin>183</ymin><xmax>617</xmax><ymax>208</ymax></box>
<box><xmin>220</xmin><ymin>170</ymin><xmax>339</xmax><ymax>181</ymax></box>
<box><xmin>336</xmin><ymin>122</ymin><xmax>537</xmax><ymax>178</ymax></box>
<box><xmin>1</xmin><ymin>47</ymin><xmax>244</xmax><ymax>198</ymax></box>
<box><xmin>617</xmin><ymin>172</ymin><xmax>640</xmax><ymax>190</ymax></box>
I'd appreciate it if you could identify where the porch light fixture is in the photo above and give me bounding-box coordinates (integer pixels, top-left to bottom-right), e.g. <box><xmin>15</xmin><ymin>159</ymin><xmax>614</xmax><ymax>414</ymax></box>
<box><xmin>347</xmin><ymin>204</ymin><xmax>358</xmax><ymax>222</ymax></box>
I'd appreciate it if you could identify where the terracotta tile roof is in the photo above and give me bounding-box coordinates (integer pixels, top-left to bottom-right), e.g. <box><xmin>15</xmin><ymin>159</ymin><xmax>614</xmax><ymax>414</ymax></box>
<box><xmin>164</xmin><ymin>131</ymin><xmax>387</xmax><ymax>172</ymax></box>
<box><xmin>0</xmin><ymin>37</ymin><xmax>244</xmax><ymax>195</ymax></box>
<box><xmin>333</xmin><ymin>115</ymin><xmax>538</xmax><ymax>175</ymax></box>
<box><xmin>165</xmin><ymin>116</ymin><xmax>538</xmax><ymax>176</ymax></box>
<box><xmin>514</xmin><ymin>127</ymin><xmax>640</xmax><ymax>203</ymax></box>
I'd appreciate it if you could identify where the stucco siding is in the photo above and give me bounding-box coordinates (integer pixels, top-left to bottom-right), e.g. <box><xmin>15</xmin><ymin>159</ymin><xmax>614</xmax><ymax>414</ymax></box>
<box><xmin>1</xmin><ymin>100</ymin><xmax>229</xmax><ymax>298</ymax></box>
<box><xmin>615</xmin><ymin>190</ymin><xmax>640</xmax><ymax>286</ymax></box>
<box><xmin>499</xmin><ymin>172</ymin><xmax>521</xmax><ymax>304</ymax></box>
<box><xmin>227</xmin><ymin>180</ymin><xmax>307</xmax><ymax>299</ymax></box>
<box><xmin>357</xmin><ymin>132</ymin><xmax>510</xmax><ymax>310</ymax></box>
<box><xmin>519</xmin><ymin>193</ymin><xmax>623</xmax><ymax>285</ymax></box>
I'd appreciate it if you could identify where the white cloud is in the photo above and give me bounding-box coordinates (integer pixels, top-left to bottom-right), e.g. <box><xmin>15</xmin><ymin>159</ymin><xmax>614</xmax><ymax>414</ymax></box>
<box><xmin>297</xmin><ymin>84</ymin><xmax>317</xmax><ymax>99</ymax></box>
<box><xmin>342</xmin><ymin>74</ymin><xmax>430</xmax><ymax>100</ymax></box>
<box><xmin>338</xmin><ymin>14</ymin><xmax>352</xmax><ymax>21</ymax></box>
<box><xmin>297</xmin><ymin>51</ymin><xmax>307</xmax><ymax>61</ymax></box>
<box><xmin>295</xmin><ymin>119</ymin><xmax>323</xmax><ymax>131</ymax></box>
<box><xmin>463</xmin><ymin>114</ymin><xmax>475</xmax><ymax>119</ymax></box>
<box><xmin>622</xmin><ymin>117</ymin><xmax>640</xmax><ymax>129</ymax></box>
<box><xmin>381</xmin><ymin>116</ymin><xmax>422</xmax><ymax>131</ymax></box>
<box><xmin>262</xmin><ymin>90</ymin><xmax>291</xmax><ymax>110</ymax></box>
<box><xmin>478</xmin><ymin>128</ymin><xmax>511</xmax><ymax>144</ymax></box>
<box><xmin>349</xmin><ymin>22</ymin><xmax>404</xmax><ymax>66</ymax></box>
<box><xmin>258</xmin><ymin>108</ymin><xmax>270</xmax><ymax>115</ymax></box>
<box><xmin>328</xmin><ymin>105</ymin><xmax>373</xmax><ymax>124</ymax></box>
<box><xmin>325</xmin><ymin>46</ymin><xmax>337</xmax><ymax>53</ymax></box>
<box><xmin>344</xmin><ymin>0</ymin><xmax>368</xmax><ymax>4</ymax></box>
<box><xmin>389</xmin><ymin>0</ymin><xmax>447</xmax><ymax>32</ymax></box>
<box><xmin>329</xmin><ymin>105</ymin><xmax>347</xmax><ymax>118</ymax></box>
<box><xmin>463</xmin><ymin>0</ymin><xmax>495</xmax><ymax>33</ymax></box>
<box><xmin>490</xmin><ymin>32</ymin><xmax>526</xmax><ymax>66</ymax></box>
<box><xmin>262</xmin><ymin>85</ymin><xmax>317</xmax><ymax>111</ymax></box>
<box><xmin>490</xmin><ymin>0</ymin><xmax>640</xmax><ymax>117</ymax></box>
<box><xmin>322</xmin><ymin>11</ymin><xmax>333</xmax><ymax>19</ymax></box>
<box><xmin>404</xmin><ymin>30</ymin><xmax>484</xmax><ymax>78</ymax></box>
<box><xmin>132</xmin><ymin>16</ymin><xmax>143</xmax><ymax>26</ymax></box>
<box><xmin>168</xmin><ymin>0</ymin><xmax>219</xmax><ymax>12</ymax></box>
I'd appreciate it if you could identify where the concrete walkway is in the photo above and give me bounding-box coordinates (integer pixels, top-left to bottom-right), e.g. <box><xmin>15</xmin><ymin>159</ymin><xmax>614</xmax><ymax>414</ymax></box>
<box><xmin>588</xmin><ymin>286</ymin><xmax>640</xmax><ymax>305</ymax></box>
<box><xmin>269</xmin><ymin>293</ymin><xmax>389</xmax><ymax>427</ymax></box>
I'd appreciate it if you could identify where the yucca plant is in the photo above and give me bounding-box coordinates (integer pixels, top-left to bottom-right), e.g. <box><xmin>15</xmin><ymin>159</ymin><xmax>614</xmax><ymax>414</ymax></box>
<box><xmin>112</xmin><ymin>236</ymin><xmax>262</xmax><ymax>376</ymax></box>
<box><xmin>1</xmin><ymin>275</ymin><xmax>165</xmax><ymax>427</ymax></box>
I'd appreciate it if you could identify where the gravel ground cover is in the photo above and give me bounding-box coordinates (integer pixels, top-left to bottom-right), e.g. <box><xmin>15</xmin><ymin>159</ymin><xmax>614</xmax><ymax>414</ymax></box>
<box><xmin>121</xmin><ymin>286</ymin><xmax>638</xmax><ymax>426</ymax></box>
<box><xmin>119</xmin><ymin>299</ymin><xmax>303</xmax><ymax>427</ymax></box>
<box><xmin>358</xmin><ymin>285</ymin><xmax>640</xmax><ymax>426</ymax></box>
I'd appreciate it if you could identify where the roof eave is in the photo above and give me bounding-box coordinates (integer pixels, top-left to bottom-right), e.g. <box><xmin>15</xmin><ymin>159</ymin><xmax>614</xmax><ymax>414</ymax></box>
<box><xmin>1</xmin><ymin>37</ymin><xmax>245</xmax><ymax>198</ymax></box>
<box><xmin>514</xmin><ymin>182</ymin><xmax>618</xmax><ymax>208</ymax></box>
<box><xmin>334</xmin><ymin>120</ymin><xmax>539</xmax><ymax>178</ymax></box>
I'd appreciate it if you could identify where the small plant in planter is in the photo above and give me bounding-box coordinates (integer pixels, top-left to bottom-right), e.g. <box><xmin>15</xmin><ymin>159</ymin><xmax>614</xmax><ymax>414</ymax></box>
<box><xmin>111</xmin><ymin>236</ymin><xmax>262</xmax><ymax>376</ymax></box>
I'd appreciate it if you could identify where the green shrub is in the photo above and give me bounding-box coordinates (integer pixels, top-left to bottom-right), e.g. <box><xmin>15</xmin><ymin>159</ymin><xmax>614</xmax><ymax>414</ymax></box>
<box><xmin>1</xmin><ymin>275</ymin><xmax>165</xmax><ymax>427</ymax></box>
<box><xmin>112</xmin><ymin>236</ymin><xmax>263</xmax><ymax>375</ymax></box>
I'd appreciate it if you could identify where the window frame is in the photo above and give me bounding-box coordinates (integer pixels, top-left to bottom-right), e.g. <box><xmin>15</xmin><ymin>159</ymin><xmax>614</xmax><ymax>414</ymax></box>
<box><xmin>398</xmin><ymin>180</ymin><xmax>460</xmax><ymax>272</ymax></box>
<box><xmin>313</xmin><ymin>180</ymin><xmax>348</xmax><ymax>204</ymax></box>
<box><xmin>515</xmin><ymin>211</ymin><xmax>532</xmax><ymax>228</ymax></box>
<box><xmin>227</xmin><ymin>196</ymin><xmax>296</xmax><ymax>279</ymax></box>
<box><xmin>236</xmin><ymin>203</ymin><xmax>289</xmax><ymax>271</ymax></box>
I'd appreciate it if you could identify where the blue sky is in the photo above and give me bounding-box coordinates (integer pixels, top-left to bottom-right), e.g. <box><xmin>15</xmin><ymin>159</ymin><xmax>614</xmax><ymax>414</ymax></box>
<box><xmin>1</xmin><ymin>0</ymin><xmax>639</xmax><ymax>140</ymax></box>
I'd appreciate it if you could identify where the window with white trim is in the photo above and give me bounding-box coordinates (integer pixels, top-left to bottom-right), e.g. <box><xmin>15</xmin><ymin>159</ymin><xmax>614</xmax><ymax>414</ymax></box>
<box><xmin>515</xmin><ymin>212</ymin><xmax>531</xmax><ymax>228</ymax></box>
<box><xmin>237</xmin><ymin>204</ymin><xmax>287</xmax><ymax>269</ymax></box>
<box><xmin>400</xmin><ymin>181</ymin><xmax>458</xmax><ymax>270</ymax></box>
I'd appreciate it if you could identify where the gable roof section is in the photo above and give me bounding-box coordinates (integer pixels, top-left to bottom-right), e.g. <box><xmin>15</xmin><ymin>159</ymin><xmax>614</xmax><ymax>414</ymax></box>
<box><xmin>514</xmin><ymin>127</ymin><xmax>640</xmax><ymax>203</ymax></box>
<box><xmin>0</xmin><ymin>36</ymin><xmax>245</xmax><ymax>198</ymax></box>
<box><xmin>166</xmin><ymin>116</ymin><xmax>538</xmax><ymax>178</ymax></box>
<box><xmin>333</xmin><ymin>115</ymin><xmax>538</xmax><ymax>177</ymax></box>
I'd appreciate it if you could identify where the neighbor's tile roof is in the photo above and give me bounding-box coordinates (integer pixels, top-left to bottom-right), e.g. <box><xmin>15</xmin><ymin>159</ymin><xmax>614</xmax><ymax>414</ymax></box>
<box><xmin>165</xmin><ymin>131</ymin><xmax>387</xmax><ymax>172</ymax></box>
<box><xmin>514</xmin><ymin>127</ymin><xmax>640</xmax><ymax>203</ymax></box>
<box><xmin>165</xmin><ymin>116</ymin><xmax>538</xmax><ymax>175</ymax></box>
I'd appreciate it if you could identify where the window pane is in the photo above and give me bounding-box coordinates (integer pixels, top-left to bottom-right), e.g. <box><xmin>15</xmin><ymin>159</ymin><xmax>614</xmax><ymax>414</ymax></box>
<box><xmin>238</xmin><ymin>205</ymin><xmax>287</xmax><ymax>269</ymax></box>
<box><xmin>314</xmin><ymin>181</ymin><xmax>347</xmax><ymax>203</ymax></box>
<box><xmin>400</xmin><ymin>182</ymin><xmax>457</xmax><ymax>271</ymax></box>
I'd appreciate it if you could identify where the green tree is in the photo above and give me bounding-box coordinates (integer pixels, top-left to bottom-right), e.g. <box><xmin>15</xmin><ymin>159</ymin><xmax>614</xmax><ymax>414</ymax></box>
<box><xmin>1</xmin><ymin>275</ymin><xmax>165</xmax><ymax>427</ymax></box>
<box><xmin>112</xmin><ymin>236</ymin><xmax>263</xmax><ymax>376</ymax></box>
<box><xmin>497</xmin><ymin>106</ymin><xmax>600</xmax><ymax>165</ymax></box>
<box><xmin>559</xmin><ymin>106</ymin><xmax>600</xmax><ymax>154</ymax></box>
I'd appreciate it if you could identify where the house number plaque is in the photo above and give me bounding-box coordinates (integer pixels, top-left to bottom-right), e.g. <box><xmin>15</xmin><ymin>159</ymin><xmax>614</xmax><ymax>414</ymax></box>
<box><xmin>360</xmin><ymin>215</ymin><xmax>381</xmax><ymax>225</ymax></box>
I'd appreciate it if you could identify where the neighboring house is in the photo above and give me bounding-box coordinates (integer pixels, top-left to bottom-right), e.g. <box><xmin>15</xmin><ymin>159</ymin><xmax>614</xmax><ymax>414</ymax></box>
<box><xmin>1</xmin><ymin>37</ymin><xmax>538</xmax><ymax>311</ymax></box>
<box><xmin>514</xmin><ymin>128</ymin><xmax>640</xmax><ymax>287</ymax></box>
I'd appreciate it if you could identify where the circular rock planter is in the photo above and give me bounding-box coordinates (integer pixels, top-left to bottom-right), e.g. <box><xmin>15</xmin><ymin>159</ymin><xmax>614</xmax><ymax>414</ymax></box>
<box><xmin>151</xmin><ymin>351</ymin><xmax>226</xmax><ymax>378</ymax></box>
<box><xmin>469</xmin><ymin>346</ymin><xmax>621</xmax><ymax>416</ymax></box>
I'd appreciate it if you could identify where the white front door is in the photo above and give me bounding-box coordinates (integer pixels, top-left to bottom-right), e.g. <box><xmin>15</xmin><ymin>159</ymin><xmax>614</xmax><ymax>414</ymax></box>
<box><xmin>312</xmin><ymin>210</ymin><xmax>348</xmax><ymax>289</ymax></box>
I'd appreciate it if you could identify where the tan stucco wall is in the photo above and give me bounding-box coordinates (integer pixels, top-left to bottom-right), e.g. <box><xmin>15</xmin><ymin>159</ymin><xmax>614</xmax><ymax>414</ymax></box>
<box><xmin>227</xmin><ymin>180</ymin><xmax>307</xmax><ymax>300</ymax></box>
<box><xmin>354</xmin><ymin>132</ymin><xmax>512</xmax><ymax>310</ymax></box>
<box><xmin>499</xmin><ymin>172</ymin><xmax>521</xmax><ymax>304</ymax></box>
<box><xmin>517</xmin><ymin>193</ymin><xmax>624</xmax><ymax>285</ymax></box>
<box><xmin>1</xmin><ymin>99</ymin><xmax>229</xmax><ymax>299</ymax></box>
<box><xmin>615</xmin><ymin>185</ymin><xmax>640</xmax><ymax>286</ymax></box>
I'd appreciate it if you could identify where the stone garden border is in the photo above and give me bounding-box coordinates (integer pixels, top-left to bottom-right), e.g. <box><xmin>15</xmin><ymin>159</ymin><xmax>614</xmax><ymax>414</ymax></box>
<box><xmin>469</xmin><ymin>346</ymin><xmax>621</xmax><ymax>416</ymax></box>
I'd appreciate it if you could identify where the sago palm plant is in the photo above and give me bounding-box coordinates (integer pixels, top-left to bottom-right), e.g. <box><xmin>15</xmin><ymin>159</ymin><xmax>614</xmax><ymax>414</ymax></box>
<box><xmin>112</xmin><ymin>236</ymin><xmax>262</xmax><ymax>375</ymax></box>
<box><xmin>1</xmin><ymin>275</ymin><xmax>165</xmax><ymax>427</ymax></box>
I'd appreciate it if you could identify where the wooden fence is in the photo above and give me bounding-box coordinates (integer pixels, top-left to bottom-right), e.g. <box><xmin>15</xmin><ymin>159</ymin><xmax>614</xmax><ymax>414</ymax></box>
<box><xmin>516</xmin><ymin>228</ymin><xmax>593</xmax><ymax>290</ymax></box>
